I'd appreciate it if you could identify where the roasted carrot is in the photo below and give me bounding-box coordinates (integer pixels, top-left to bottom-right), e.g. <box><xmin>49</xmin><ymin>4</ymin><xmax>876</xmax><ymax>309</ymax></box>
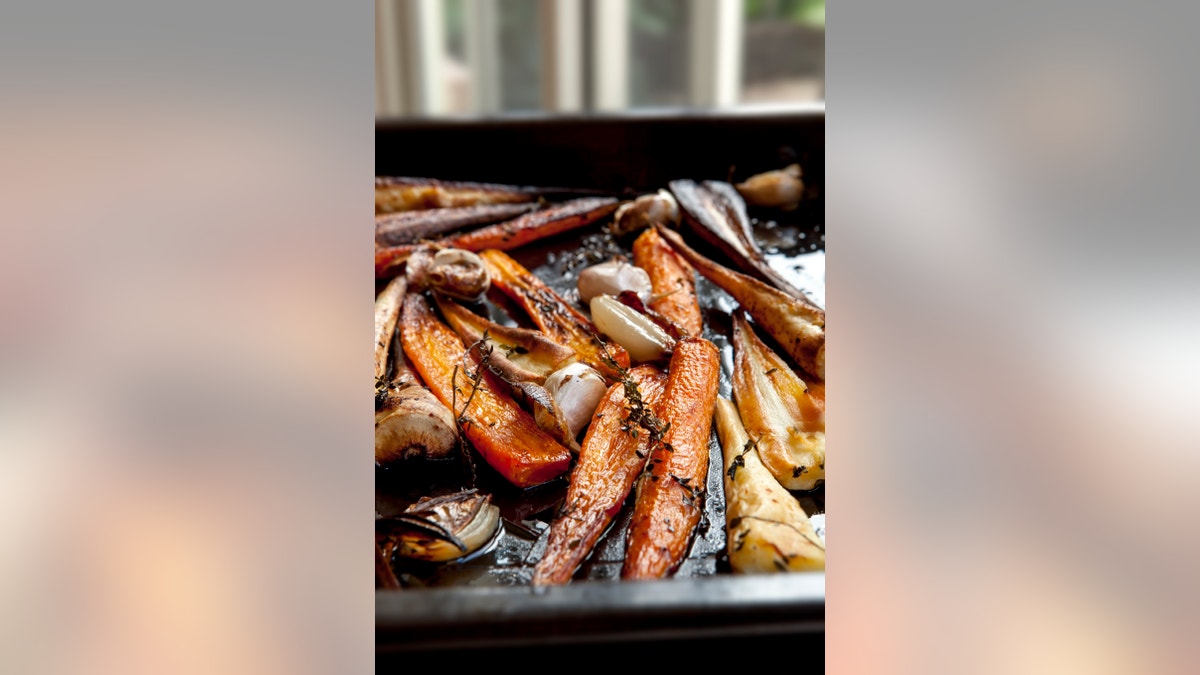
<box><xmin>375</xmin><ymin>202</ymin><xmax>537</xmax><ymax>246</ymax></box>
<box><xmin>622</xmin><ymin>337</ymin><xmax>720</xmax><ymax>580</ymax></box>
<box><xmin>656</xmin><ymin>224</ymin><xmax>825</xmax><ymax>381</ymax></box>
<box><xmin>632</xmin><ymin>228</ymin><xmax>703</xmax><ymax>337</ymax></box>
<box><xmin>375</xmin><ymin>197</ymin><xmax>619</xmax><ymax>278</ymax></box>
<box><xmin>375</xmin><ymin>177</ymin><xmax>538</xmax><ymax>213</ymax></box>
<box><xmin>480</xmin><ymin>248</ymin><xmax>631</xmax><ymax>379</ymax></box>
<box><xmin>400</xmin><ymin>293</ymin><xmax>572</xmax><ymax>488</ymax></box>
<box><xmin>532</xmin><ymin>366</ymin><xmax>668</xmax><ymax>586</ymax></box>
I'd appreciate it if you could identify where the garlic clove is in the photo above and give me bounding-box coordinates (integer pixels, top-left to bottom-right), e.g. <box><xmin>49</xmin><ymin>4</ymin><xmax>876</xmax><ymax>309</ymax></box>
<box><xmin>612</xmin><ymin>189</ymin><xmax>681</xmax><ymax>235</ymax></box>
<box><xmin>543</xmin><ymin>363</ymin><xmax>608</xmax><ymax>439</ymax></box>
<box><xmin>577</xmin><ymin>260</ymin><xmax>652</xmax><ymax>305</ymax></box>
<box><xmin>735</xmin><ymin>164</ymin><xmax>804</xmax><ymax>211</ymax></box>
<box><xmin>589</xmin><ymin>294</ymin><xmax>674</xmax><ymax>363</ymax></box>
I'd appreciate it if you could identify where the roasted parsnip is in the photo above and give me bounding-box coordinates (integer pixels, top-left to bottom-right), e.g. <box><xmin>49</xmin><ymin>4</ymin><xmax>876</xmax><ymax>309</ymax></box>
<box><xmin>533</xmin><ymin>366</ymin><xmax>668</xmax><ymax>586</ymax></box>
<box><xmin>434</xmin><ymin>294</ymin><xmax>575</xmax><ymax>384</ymax></box>
<box><xmin>622</xmin><ymin>337</ymin><xmax>720</xmax><ymax>580</ymax></box>
<box><xmin>400</xmin><ymin>293</ymin><xmax>572</xmax><ymax>488</ymax></box>
<box><xmin>480</xmin><ymin>248</ymin><xmax>631</xmax><ymax>379</ymax></box>
<box><xmin>656</xmin><ymin>225</ymin><xmax>825</xmax><ymax>381</ymax></box>
<box><xmin>670</xmin><ymin>179</ymin><xmax>808</xmax><ymax>300</ymax></box>
<box><xmin>632</xmin><ymin>228</ymin><xmax>703</xmax><ymax>337</ymax></box>
<box><xmin>374</xmin><ymin>276</ymin><xmax>458</xmax><ymax>464</ymax></box>
<box><xmin>714</xmin><ymin>399</ymin><xmax>825</xmax><ymax>573</ymax></box>
<box><xmin>732</xmin><ymin>312</ymin><xmax>825</xmax><ymax>489</ymax></box>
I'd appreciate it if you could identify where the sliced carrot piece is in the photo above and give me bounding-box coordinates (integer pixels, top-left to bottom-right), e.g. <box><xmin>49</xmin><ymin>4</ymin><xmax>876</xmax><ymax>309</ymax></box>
<box><xmin>622</xmin><ymin>337</ymin><xmax>721</xmax><ymax>580</ymax></box>
<box><xmin>532</xmin><ymin>366</ymin><xmax>668</xmax><ymax>586</ymax></box>
<box><xmin>632</xmin><ymin>228</ymin><xmax>703</xmax><ymax>337</ymax></box>
<box><xmin>400</xmin><ymin>293</ymin><xmax>572</xmax><ymax>488</ymax></box>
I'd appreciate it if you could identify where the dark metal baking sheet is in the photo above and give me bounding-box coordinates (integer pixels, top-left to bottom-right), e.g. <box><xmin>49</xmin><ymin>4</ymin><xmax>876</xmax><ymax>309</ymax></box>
<box><xmin>375</xmin><ymin>106</ymin><xmax>825</xmax><ymax>651</ymax></box>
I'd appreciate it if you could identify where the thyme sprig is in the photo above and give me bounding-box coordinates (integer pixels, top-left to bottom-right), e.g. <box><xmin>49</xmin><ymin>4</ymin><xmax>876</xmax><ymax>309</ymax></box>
<box><xmin>592</xmin><ymin>334</ymin><xmax>671</xmax><ymax>449</ymax></box>
<box><xmin>450</xmin><ymin>329</ymin><xmax>493</xmax><ymax>487</ymax></box>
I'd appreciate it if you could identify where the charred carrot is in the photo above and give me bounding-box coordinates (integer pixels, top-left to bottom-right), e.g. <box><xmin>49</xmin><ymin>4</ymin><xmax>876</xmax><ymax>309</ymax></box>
<box><xmin>375</xmin><ymin>202</ymin><xmax>537</xmax><ymax>246</ymax></box>
<box><xmin>632</xmin><ymin>228</ymin><xmax>703</xmax><ymax>337</ymax></box>
<box><xmin>622</xmin><ymin>337</ymin><xmax>720</xmax><ymax>580</ymax></box>
<box><xmin>375</xmin><ymin>197</ymin><xmax>620</xmax><ymax>278</ymax></box>
<box><xmin>400</xmin><ymin>293</ymin><xmax>572</xmax><ymax>488</ymax></box>
<box><xmin>532</xmin><ymin>366</ymin><xmax>668</xmax><ymax>586</ymax></box>
<box><xmin>480</xmin><ymin>248</ymin><xmax>630</xmax><ymax>379</ymax></box>
<box><xmin>449</xmin><ymin>197</ymin><xmax>617</xmax><ymax>252</ymax></box>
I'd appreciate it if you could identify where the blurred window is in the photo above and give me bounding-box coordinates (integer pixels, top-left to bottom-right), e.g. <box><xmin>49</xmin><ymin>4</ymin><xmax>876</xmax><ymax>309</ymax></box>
<box><xmin>377</xmin><ymin>0</ymin><xmax>824</xmax><ymax>117</ymax></box>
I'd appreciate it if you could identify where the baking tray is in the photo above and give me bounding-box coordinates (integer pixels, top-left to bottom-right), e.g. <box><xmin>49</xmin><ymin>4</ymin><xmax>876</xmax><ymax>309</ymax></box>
<box><xmin>375</xmin><ymin>106</ymin><xmax>825</xmax><ymax>655</ymax></box>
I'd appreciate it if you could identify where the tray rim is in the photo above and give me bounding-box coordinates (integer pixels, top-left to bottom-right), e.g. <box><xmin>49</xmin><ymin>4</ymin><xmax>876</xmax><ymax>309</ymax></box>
<box><xmin>375</xmin><ymin>108</ymin><xmax>826</xmax><ymax>646</ymax></box>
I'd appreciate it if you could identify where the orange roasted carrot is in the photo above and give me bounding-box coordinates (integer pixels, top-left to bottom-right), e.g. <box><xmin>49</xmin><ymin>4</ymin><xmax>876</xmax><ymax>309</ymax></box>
<box><xmin>375</xmin><ymin>197</ymin><xmax>619</xmax><ymax>278</ymax></box>
<box><xmin>449</xmin><ymin>197</ymin><xmax>617</xmax><ymax>252</ymax></box>
<box><xmin>375</xmin><ymin>176</ymin><xmax>538</xmax><ymax>213</ymax></box>
<box><xmin>400</xmin><ymin>293</ymin><xmax>572</xmax><ymax>488</ymax></box>
<box><xmin>532</xmin><ymin>366</ymin><xmax>668</xmax><ymax>586</ymax></box>
<box><xmin>480</xmin><ymin>248</ymin><xmax>630</xmax><ymax>379</ymax></box>
<box><xmin>632</xmin><ymin>228</ymin><xmax>703</xmax><ymax>337</ymax></box>
<box><xmin>622</xmin><ymin>337</ymin><xmax>720</xmax><ymax>580</ymax></box>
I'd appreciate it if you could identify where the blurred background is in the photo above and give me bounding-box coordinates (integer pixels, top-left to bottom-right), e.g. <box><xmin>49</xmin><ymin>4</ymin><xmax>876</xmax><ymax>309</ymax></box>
<box><xmin>376</xmin><ymin>0</ymin><xmax>824</xmax><ymax>117</ymax></box>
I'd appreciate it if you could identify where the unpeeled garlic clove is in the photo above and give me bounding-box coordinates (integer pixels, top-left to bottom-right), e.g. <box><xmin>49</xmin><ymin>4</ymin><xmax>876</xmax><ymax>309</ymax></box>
<box><xmin>611</xmin><ymin>189</ymin><xmax>681</xmax><ymax>235</ymax></box>
<box><xmin>428</xmin><ymin>248</ymin><xmax>490</xmax><ymax>301</ymax></box>
<box><xmin>589</xmin><ymin>294</ymin><xmax>674</xmax><ymax>363</ymax></box>
<box><xmin>735</xmin><ymin>164</ymin><xmax>804</xmax><ymax>211</ymax></box>
<box><xmin>406</xmin><ymin>246</ymin><xmax>491</xmax><ymax>301</ymax></box>
<box><xmin>577</xmin><ymin>260</ymin><xmax>652</xmax><ymax>305</ymax></box>
<box><xmin>543</xmin><ymin>363</ymin><xmax>608</xmax><ymax>439</ymax></box>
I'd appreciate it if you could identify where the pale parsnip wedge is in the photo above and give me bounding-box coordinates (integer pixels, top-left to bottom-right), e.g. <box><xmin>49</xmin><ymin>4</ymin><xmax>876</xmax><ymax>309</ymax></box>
<box><xmin>732</xmin><ymin>312</ymin><xmax>825</xmax><ymax>490</ymax></box>
<box><xmin>714</xmin><ymin>399</ymin><xmax>825</xmax><ymax>573</ymax></box>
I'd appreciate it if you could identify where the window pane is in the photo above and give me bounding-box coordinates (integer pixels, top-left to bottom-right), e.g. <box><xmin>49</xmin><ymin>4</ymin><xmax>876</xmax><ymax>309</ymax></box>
<box><xmin>443</xmin><ymin>0</ymin><xmax>472</xmax><ymax>114</ymax></box>
<box><xmin>742</xmin><ymin>0</ymin><xmax>825</xmax><ymax>103</ymax></box>
<box><xmin>629</xmin><ymin>0</ymin><xmax>691</xmax><ymax>107</ymax></box>
<box><xmin>499</xmin><ymin>0</ymin><xmax>543</xmax><ymax>111</ymax></box>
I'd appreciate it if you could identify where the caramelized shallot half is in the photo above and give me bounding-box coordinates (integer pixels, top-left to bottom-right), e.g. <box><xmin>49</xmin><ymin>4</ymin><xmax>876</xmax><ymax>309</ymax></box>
<box><xmin>589</xmin><ymin>294</ymin><xmax>675</xmax><ymax>364</ymax></box>
<box><xmin>734</xmin><ymin>163</ymin><xmax>804</xmax><ymax>211</ymax></box>
<box><xmin>406</xmin><ymin>246</ymin><xmax>491</xmax><ymax>302</ymax></box>
<box><xmin>611</xmin><ymin>189</ymin><xmax>681</xmax><ymax>235</ymax></box>
<box><xmin>576</xmin><ymin>260</ymin><xmax>652</xmax><ymax>305</ymax></box>
<box><xmin>375</xmin><ymin>276</ymin><xmax>458</xmax><ymax>464</ymax></box>
<box><xmin>378</xmin><ymin>490</ymin><xmax>501</xmax><ymax>562</ymax></box>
